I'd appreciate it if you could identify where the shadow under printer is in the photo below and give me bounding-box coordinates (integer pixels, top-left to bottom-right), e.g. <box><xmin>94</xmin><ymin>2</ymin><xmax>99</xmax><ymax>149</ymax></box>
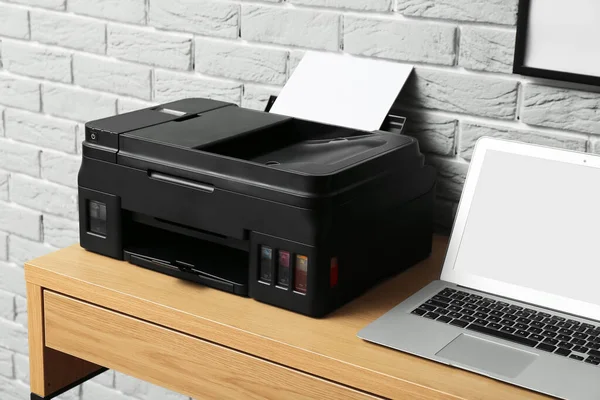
<box><xmin>78</xmin><ymin>97</ymin><xmax>436</xmax><ymax>317</ymax></box>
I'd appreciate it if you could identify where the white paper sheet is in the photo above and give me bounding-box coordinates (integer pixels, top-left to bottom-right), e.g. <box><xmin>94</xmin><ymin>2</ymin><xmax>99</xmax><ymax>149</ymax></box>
<box><xmin>270</xmin><ymin>52</ymin><xmax>413</xmax><ymax>131</ymax></box>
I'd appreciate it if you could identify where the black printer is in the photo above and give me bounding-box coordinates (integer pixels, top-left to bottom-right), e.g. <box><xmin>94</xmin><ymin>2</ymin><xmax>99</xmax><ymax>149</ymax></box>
<box><xmin>78</xmin><ymin>98</ymin><xmax>436</xmax><ymax>317</ymax></box>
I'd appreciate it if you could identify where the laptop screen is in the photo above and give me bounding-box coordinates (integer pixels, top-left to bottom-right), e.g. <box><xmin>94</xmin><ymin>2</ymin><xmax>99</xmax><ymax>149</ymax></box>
<box><xmin>453</xmin><ymin>149</ymin><xmax>600</xmax><ymax>306</ymax></box>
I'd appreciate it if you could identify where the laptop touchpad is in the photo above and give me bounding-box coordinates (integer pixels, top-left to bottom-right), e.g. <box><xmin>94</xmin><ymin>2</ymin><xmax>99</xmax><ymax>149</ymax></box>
<box><xmin>436</xmin><ymin>334</ymin><xmax>537</xmax><ymax>378</ymax></box>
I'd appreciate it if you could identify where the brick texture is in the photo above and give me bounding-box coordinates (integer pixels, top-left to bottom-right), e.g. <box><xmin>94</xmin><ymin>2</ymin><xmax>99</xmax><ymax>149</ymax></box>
<box><xmin>522</xmin><ymin>84</ymin><xmax>600</xmax><ymax>134</ymax></box>
<box><xmin>149</xmin><ymin>0</ymin><xmax>239</xmax><ymax>38</ymax></box>
<box><xmin>0</xmin><ymin>3</ymin><xmax>30</xmax><ymax>39</ymax></box>
<box><xmin>154</xmin><ymin>70</ymin><xmax>241</xmax><ymax>104</ymax></box>
<box><xmin>344</xmin><ymin>17</ymin><xmax>456</xmax><ymax>65</ymax></box>
<box><xmin>73</xmin><ymin>53</ymin><xmax>152</xmax><ymax>100</ymax></box>
<box><xmin>0</xmin><ymin>202</ymin><xmax>42</xmax><ymax>240</ymax></box>
<box><xmin>459</xmin><ymin>26</ymin><xmax>516</xmax><ymax>73</ymax></box>
<box><xmin>43</xmin><ymin>83</ymin><xmax>117</xmax><ymax>122</ymax></box>
<box><xmin>242</xmin><ymin>5</ymin><xmax>340</xmax><ymax>51</ymax></box>
<box><xmin>107</xmin><ymin>25</ymin><xmax>193</xmax><ymax>70</ymax></box>
<box><xmin>458</xmin><ymin>121</ymin><xmax>588</xmax><ymax>161</ymax></box>
<box><xmin>0</xmin><ymin>73</ymin><xmax>41</xmax><ymax>112</ymax></box>
<box><xmin>401</xmin><ymin>68</ymin><xmax>519</xmax><ymax>119</ymax></box>
<box><xmin>195</xmin><ymin>38</ymin><xmax>288</xmax><ymax>85</ymax></box>
<box><xmin>0</xmin><ymin>0</ymin><xmax>599</xmax><ymax>398</ymax></box>
<box><xmin>0</xmin><ymin>173</ymin><xmax>8</xmax><ymax>202</ymax></box>
<box><xmin>31</xmin><ymin>10</ymin><xmax>106</xmax><ymax>54</ymax></box>
<box><xmin>5</xmin><ymin>108</ymin><xmax>78</xmax><ymax>153</ymax></box>
<box><xmin>1</xmin><ymin>40</ymin><xmax>72</xmax><ymax>83</ymax></box>
<box><xmin>396</xmin><ymin>0</ymin><xmax>518</xmax><ymax>25</ymax></box>
<box><xmin>67</xmin><ymin>0</ymin><xmax>145</xmax><ymax>24</ymax></box>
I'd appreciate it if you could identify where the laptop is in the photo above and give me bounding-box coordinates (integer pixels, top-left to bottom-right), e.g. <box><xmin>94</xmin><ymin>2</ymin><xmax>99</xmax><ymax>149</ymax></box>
<box><xmin>359</xmin><ymin>137</ymin><xmax>600</xmax><ymax>400</ymax></box>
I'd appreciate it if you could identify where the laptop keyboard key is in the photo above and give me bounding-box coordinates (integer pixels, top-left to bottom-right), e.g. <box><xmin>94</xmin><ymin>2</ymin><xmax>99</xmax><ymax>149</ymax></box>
<box><xmin>487</xmin><ymin>322</ymin><xmax>502</xmax><ymax>330</ymax></box>
<box><xmin>530</xmin><ymin>334</ymin><xmax>544</xmax><ymax>341</ymax></box>
<box><xmin>515</xmin><ymin>323</ymin><xmax>528</xmax><ymax>330</ymax></box>
<box><xmin>530</xmin><ymin>321</ymin><xmax>545</xmax><ymax>328</ymax></box>
<box><xmin>537</xmin><ymin>343</ymin><xmax>556</xmax><ymax>352</ymax></box>
<box><xmin>587</xmin><ymin>342</ymin><xmax>600</xmax><ymax>350</ymax></box>
<box><xmin>588</xmin><ymin>349</ymin><xmax>600</xmax><ymax>358</ymax></box>
<box><xmin>558</xmin><ymin>328</ymin><xmax>574</xmax><ymax>335</ymax></box>
<box><xmin>515</xmin><ymin>330</ymin><xmax>529</xmax><ymax>338</ymax></box>
<box><xmin>450</xmin><ymin>320</ymin><xmax>469</xmax><ymax>328</ymax></box>
<box><xmin>447</xmin><ymin>305</ymin><xmax>462</xmax><ymax>312</ymax></box>
<box><xmin>427</xmin><ymin>300</ymin><xmax>448</xmax><ymax>309</ymax></box>
<box><xmin>558</xmin><ymin>342</ymin><xmax>573</xmax><ymax>350</ymax></box>
<box><xmin>557</xmin><ymin>334</ymin><xmax>571</xmax><ymax>342</ymax></box>
<box><xmin>555</xmin><ymin>348</ymin><xmax>571</xmax><ymax>356</ymax></box>
<box><xmin>447</xmin><ymin>311</ymin><xmax>462</xmax><ymax>319</ymax></box>
<box><xmin>545</xmin><ymin>325</ymin><xmax>559</xmax><ymax>332</ymax></box>
<box><xmin>487</xmin><ymin>316</ymin><xmax>502</xmax><ymax>323</ymax></box>
<box><xmin>438</xmin><ymin>316</ymin><xmax>453</xmax><ymax>323</ymax></box>
<box><xmin>571</xmin><ymin>338</ymin><xmax>586</xmax><ymax>346</ymax></box>
<box><xmin>543</xmin><ymin>338</ymin><xmax>559</xmax><ymax>345</ymax></box>
<box><xmin>585</xmin><ymin>358</ymin><xmax>600</xmax><ymax>365</ymax></box>
<box><xmin>542</xmin><ymin>331</ymin><xmax>557</xmax><ymax>338</ymax></box>
<box><xmin>573</xmin><ymin>345</ymin><xmax>588</xmax><ymax>354</ymax></box>
<box><xmin>424</xmin><ymin>312</ymin><xmax>440</xmax><ymax>319</ymax></box>
<box><xmin>462</xmin><ymin>309</ymin><xmax>475</xmax><ymax>316</ymax></box>
<box><xmin>501</xmin><ymin>326</ymin><xmax>516</xmax><ymax>333</ymax></box>
<box><xmin>569</xmin><ymin>354</ymin><xmax>584</xmax><ymax>361</ymax></box>
<box><xmin>538</xmin><ymin>312</ymin><xmax>551</xmax><ymax>318</ymax></box>
<box><xmin>412</xmin><ymin>308</ymin><xmax>427</xmax><ymax>316</ymax></box>
<box><xmin>474</xmin><ymin>318</ymin><xmax>488</xmax><ymax>326</ymax></box>
<box><xmin>474</xmin><ymin>312</ymin><xmax>487</xmax><ymax>319</ymax></box>
<box><xmin>421</xmin><ymin>304</ymin><xmax>436</xmax><ymax>312</ymax></box>
<box><xmin>462</xmin><ymin>315</ymin><xmax>476</xmax><ymax>322</ymax></box>
<box><xmin>528</xmin><ymin>327</ymin><xmax>543</xmax><ymax>334</ymax></box>
<box><xmin>433</xmin><ymin>295</ymin><xmax>452</xmax><ymax>303</ymax></box>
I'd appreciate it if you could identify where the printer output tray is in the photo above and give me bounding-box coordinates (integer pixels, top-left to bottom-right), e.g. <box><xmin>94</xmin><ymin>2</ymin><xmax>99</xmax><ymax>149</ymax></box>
<box><xmin>123</xmin><ymin>225</ymin><xmax>248</xmax><ymax>296</ymax></box>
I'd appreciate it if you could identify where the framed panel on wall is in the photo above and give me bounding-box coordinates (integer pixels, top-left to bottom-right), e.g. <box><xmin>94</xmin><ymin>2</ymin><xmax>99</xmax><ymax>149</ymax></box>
<box><xmin>513</xmin><ymin>0</ymin><xmax>600</xmax><ymax>86</ymax></box>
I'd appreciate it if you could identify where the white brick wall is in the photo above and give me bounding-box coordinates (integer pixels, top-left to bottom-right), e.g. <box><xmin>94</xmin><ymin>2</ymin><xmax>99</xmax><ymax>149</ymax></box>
<box><xmin>1</xmin><ymin>0</ymin><xmax>600</xmax><ymax>399</ymax></box>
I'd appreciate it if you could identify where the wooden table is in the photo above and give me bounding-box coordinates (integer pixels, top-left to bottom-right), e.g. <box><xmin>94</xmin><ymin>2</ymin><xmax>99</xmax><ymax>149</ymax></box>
<box><xmin>24</xmin><ymin>235</ymin><xmax>549</xmax><ymax>400</ymax></box>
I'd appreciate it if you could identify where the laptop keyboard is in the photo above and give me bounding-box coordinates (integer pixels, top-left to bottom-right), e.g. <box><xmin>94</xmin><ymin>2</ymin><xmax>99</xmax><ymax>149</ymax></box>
<box><xmin>412</xmin><ymin>288</ymin><xmax>600</xmax><ymax>366</ymax></box>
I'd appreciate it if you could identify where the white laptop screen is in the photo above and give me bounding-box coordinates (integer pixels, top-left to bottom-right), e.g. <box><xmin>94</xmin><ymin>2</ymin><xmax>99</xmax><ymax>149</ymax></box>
<box><xmin>453</xmin><ymin>149</ymin><xmax>600</xmax><ymax>307</ymax></box>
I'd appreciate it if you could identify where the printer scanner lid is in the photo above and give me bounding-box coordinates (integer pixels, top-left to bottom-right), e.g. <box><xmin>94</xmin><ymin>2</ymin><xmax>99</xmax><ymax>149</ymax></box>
<box><xmin>85</xmin><ymin>99</ymin><xmax>423</xmax><ymax>200</ymax></box>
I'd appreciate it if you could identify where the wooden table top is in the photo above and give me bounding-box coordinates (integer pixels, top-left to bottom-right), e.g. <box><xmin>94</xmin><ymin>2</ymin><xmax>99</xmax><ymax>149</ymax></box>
<box><xmin>25</xmin><ymin>235</ymin><xmax>548</xmax><ymax>400</ymax></box>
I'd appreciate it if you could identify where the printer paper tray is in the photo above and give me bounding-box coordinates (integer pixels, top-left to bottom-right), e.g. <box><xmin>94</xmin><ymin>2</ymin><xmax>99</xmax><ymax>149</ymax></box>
<box><xmin>122</xmin><ymin>223</ymin><xmax>249</xmax><ymax>296</ymax></box>
<box><xmin>124</xmin><ymin>251</ymin><xmax>248</xmax><ymax>296</ymax></box>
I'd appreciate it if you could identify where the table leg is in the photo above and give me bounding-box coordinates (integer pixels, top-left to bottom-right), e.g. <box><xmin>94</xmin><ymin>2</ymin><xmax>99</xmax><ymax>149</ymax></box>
<box><xmin>27</xmin><ymin>283</ymin><xmax>107</xmax><ymax>399</ymax></box>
